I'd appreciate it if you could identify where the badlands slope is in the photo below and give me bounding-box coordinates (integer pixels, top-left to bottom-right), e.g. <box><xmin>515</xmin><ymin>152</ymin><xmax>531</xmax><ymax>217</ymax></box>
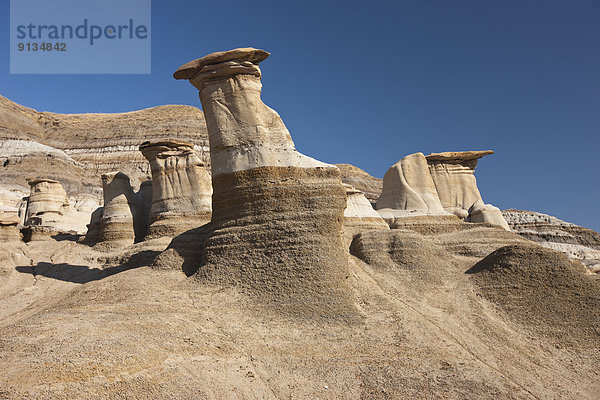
<box><xmin>0</xmin><ymin>91</ymin><xmax>599</xmax><ymax>399</ymax></box>
<box><xmin>1</xmin><ymin>223</ymin><xmax>599</xmax><ymax>399</ymax></box>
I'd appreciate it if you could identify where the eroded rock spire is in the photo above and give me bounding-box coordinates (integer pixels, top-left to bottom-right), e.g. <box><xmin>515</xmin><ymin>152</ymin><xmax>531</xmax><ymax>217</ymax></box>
<box><xmin>174</xmin><ymin>48</ymin><xmax>357</xmax><ymax>319</ymax></box>
<box><xmin>140</xmin><ymin>140</ymin><xmax>212</xmax><ymax>238</ymax></box>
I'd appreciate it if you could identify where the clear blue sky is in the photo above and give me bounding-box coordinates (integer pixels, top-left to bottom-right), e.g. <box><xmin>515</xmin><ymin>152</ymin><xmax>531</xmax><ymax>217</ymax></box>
<box><xmin>1</xmin><ymin>0</ymin><xmax>599</xmax><ymax>231</ymax></box>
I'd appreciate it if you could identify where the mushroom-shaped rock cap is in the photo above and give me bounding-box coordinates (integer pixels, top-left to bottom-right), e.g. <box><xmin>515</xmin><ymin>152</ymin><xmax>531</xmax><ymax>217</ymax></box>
<box><xmin>27</xmin><ymin>178</ymin><xmax>60</xmax><ymax>186</ymax></box>
<box><xmin>173</xmin><ymin>47</ymin><xmax>270</xmax><ymax>80</ymax></box>
<box><xmin>426</xmin><ymin>150</ymin><xmax>494</xmax><ymax>162</ymax></box>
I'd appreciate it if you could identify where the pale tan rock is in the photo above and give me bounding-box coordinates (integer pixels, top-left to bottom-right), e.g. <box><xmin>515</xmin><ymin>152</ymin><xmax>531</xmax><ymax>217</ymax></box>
<box><xmin>0</xmin><ymin>186</ymin><xmax>26</xmax><ymax>222</ymax></box>
<box><xmin>343</xmin><ymin>184</ymin><xmax>389</xmax><ymax>230</ymax></box>
<box><xmin>426</xmin><ymin>150</ymin><xmax>493</xmax><ymax>216</ymax></box>
<box><xmin>342</xmin><ymin>184</ymin><xmax>389</xmax><ymax>247</ymax></box>
<box><xmin>24</xmin><ymin>179</ymin><xmax>69</xmax><ymax>228</ymax></box>
<box><xmin>0</xmin><ymin>94</ymin><xmax>210</xmax><ymax>207</ymax></box>
<box><xmin>424</xmin><ymin>150</ymin><xmax>509</xmax><ymax>230</ymax></box>
<box><xmin>140</xmin><ymin>141</ymin><xmax>212</xmax><ymax>238</ymax></box>
<box><xmin>467</xmin><ymin>200</ymin><xmax>510</xmax><ymax>230</ymax></box>
<box><xmin>336</xmin><ymin>164</ymin><xmax>383</xmax><ymax>204</ymax></box>
<box><xmin>23</xmin><ymin>178</ymin><xmax>98</xmax><ymax>235</ymax></box>
<box><xmin>96</xmin><ymin>172</ymin><xmax>148</xmax><ymax>248</ymax></box>
<box><xmin>375</xmin><ymin>153</ymin><xmax>448</xmax><ymax>217</ymax></box>
<box><xmin>172</xmin><ymin>48</ymin><xmax>356</xmax><ymax>319</ymax></box>
<box><xmin>0</xmin><ymin>212</ymin><xmax>21</xmax><ymax>242</ymax></box>
<box><xmin>176</xmin><ymin>48</ymin><xmax>330</xmax><ymax>177</ymax></box>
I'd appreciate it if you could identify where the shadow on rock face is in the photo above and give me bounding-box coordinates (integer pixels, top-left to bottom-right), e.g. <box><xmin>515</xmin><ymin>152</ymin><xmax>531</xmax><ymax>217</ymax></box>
<box><xmin>15</xmin><ymin>250</ymin><xmax>160</xmax><ymax>284</ymax></box>
<box><xmin>151</xmin><ymin>223</ymin><xmax>212</xmax><ymax>277</ymax></box>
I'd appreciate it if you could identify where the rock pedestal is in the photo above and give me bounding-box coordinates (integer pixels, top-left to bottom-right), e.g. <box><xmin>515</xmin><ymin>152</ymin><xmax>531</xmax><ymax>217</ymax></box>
<box><xmin>24</xmin><ymin>179</ymin><xmax>69</xmax><ymax>229</ymax></box>
<box><xmin>174</xmin><ymin>48</ymin><xmax>355</xmax><ymax>318</ymax></box>
<box><xmin>140</xmin><ymin>141</ymin><xmax>211</xmax><ymax>239</ymax></box>
<box><xmin>375</xmin><ymin>151</ymin><xmax>509</xmax><ymax>230</ymax></box>
<box><xmin>426</xmin><ymin>151</ymin><xmax>509</xmax><ymax>229</ymax></box>
<box><xmin>97</xmin><ymin>172</ymin><xmax>147</xmax><ymax>247</ymax></box>
<box><xmin>375</xmin><ymin>153</ymin><xmax>448</xmax><ymax>218</ymax></box>
<box><xmin>425</xmin><ymin>151</ymin><xmax>492</xmax><ymax>218</ymax></box>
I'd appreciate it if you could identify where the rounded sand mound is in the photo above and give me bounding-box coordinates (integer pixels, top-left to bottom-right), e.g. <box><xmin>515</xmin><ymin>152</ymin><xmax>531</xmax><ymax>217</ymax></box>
<box><xmin>468</xmin><ymin>244</ymin><xmax>600</xmax><ymax>348</ymax></box>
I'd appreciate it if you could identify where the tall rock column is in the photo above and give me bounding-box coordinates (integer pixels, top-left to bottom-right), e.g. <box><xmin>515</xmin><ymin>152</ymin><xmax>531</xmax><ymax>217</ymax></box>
<box><xmin>24</xmin><ymin>178</ymin><xmax>69</xmax><ymax>228</ymax></box>
<box><xmin>97</xmin><ymin>172</ymin><xmax>147</xmax><ymax>247</ymax></box>
<box><xmin>140</xmin><ymin>141</ymin><xmax>212</xmax><ymax>238</ymax></box>
<box><xmin>174</xmin><ymin>48</ymin><xmax>356</xmax><ymax>318</ymax></box>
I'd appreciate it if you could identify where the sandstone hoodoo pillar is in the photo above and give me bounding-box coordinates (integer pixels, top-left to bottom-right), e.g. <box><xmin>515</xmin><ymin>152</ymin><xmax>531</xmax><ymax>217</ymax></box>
<box><xmin>375</xmin><ymin>153</ymin><xmax>449</xmax><ymax>219</ymax></box>
<box><xmin>24</xmin><ymin>178</ymin><xmax>69</xmax><ymax>228</ymax></box>
<box><xmin>426</xmin><ymin>151</ymin><xmax>509</xmax><ymax>229</ymax></box>
<box><xmin>174</xmin><ymin>48</ymin><xmax>355</xmax><ymax>318</ymax></box>
<box><xmin>98</xmin><ymin>172</ymin><xmax>141</xmax><ymax>247</ymax></box>
<box><xmin>140</xmin><ymin>141</ymin><xmax>212</xmax><ymax>239</ymax></box>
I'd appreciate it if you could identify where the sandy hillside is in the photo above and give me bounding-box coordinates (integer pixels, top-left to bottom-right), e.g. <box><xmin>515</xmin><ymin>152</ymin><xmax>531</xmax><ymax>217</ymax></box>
<box><xmin>0</xmin><ymin>222</ymin><xmax>598</xmax><ymax>399</ymax></box>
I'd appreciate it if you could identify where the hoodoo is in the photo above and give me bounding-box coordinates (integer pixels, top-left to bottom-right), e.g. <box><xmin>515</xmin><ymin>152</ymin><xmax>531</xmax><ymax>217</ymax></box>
<box><xmin>24</xmin><ymin>178</ymin><xmax>69</xmax><ymax>229</ymax></box>
<box><xmin>375</xmin><ymin>152</ymin><xmax>448</xmax><ymax>218</ymax></box>
<box><xmin>140</xmin><ymin>141</ymin><xmax>212</xmax><ymax>238</ymax></box>
<box><xmin>426</xmin><ymin>151</ymin><xmax>509</xmax><ymax>229</ymax></box>
<box><xmin>174</xmin><ymin>48</ymin><xmax>356</xmax><ymax>318</ymax></box>
<box><xmin>96</xmin><ymin>172</ymin><xmax>147</xmax><ymax>247</ymax></box>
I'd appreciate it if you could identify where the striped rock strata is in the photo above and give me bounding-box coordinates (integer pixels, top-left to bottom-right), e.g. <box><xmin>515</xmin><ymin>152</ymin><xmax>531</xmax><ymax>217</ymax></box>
<box><xmin>174</xmin><ymin>48</ymin><xmax>356</xmax><ymax>318</ymax></box>
<box><xmin>375</xmin><ymin>152</ymin><xmax>449</xmax><ymax>219</ymax></box>
<box><xmin>0</xmin><ymin>213</ymin><xmax>21</xmax><ymax>242</ymax></box>
<box><xmin>502</xmin><ymin>209</ymin><xmax>600</xmax><ymax>273</ymax></box>
<box><xmin>425</xmin><ymin>151</ymin><xmax>490</xmax><ymax>216</ymax></box>
<box><xmin>140</xmin><ymin>141</ymin><xmax>212</xmax><ymax>239</ymax></box>
<box><xmin>425</xmin><ymin>151</ymin><xmax>508</xmax><ymax>229</ymax></box>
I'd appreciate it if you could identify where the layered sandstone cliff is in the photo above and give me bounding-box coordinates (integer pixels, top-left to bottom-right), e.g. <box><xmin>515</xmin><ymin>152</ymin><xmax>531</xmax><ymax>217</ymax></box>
<box><xmin>0</xmin><ymin>95</ymin><xmax>210</xmax><ymax>200</ymax></box>
<box><xmin>503</xmin><ymin>209</ymin><xmax>600</xmax><ymax>272</ymax></box>
<box><xmin>335</xmin><ymin>163</ymin><xmax>383</xmax><ymax>204</ymax></box>
<box><xmin>172</xmin><ymin>48</ymin><xmax>356</xmax><ymax>318</ymax></box>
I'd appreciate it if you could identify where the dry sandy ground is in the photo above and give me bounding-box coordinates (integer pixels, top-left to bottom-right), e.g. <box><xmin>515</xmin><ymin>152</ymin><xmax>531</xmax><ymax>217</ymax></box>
<box><xmin>0</xmin><ymin>226</ymin><xmax>598</xmax><ymax>399</ymax></box>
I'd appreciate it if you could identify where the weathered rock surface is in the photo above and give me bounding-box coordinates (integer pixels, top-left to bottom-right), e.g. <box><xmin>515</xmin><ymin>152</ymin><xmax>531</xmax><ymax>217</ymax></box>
<box><xmin>140</xmin><ymin>141</ymin><xmax>212</xmax><ymax>238</ymax></box>
<box><xmin>174</xmin><ymin>48</ymin><xmax>355</xmax><ymax>318</ymax></box>
<box><xmin>467</xmin><ymin>200</ymin><xmax>510</xmax><ymax>230</ymax></box>
<box><xmin>342</xmin><ymin>184</ymin><xmax>389</xmax><ymax>245</ymax></box>
<box><xmin>1</xmin><ymin>226</ymin><xmax>598</xmax><ymax>399</ymax></box>
<box><xmin>0</xmin><ymin>94</ymin><xmax>211</xmax><ymax>206</ymax></box>
<box><xmin>95</xmin><ymin>172</ymin><xmax>149</xmax><ymax>248</ymax></box>
<box><xmin>335</xmin><ymin>163</ymin><xmax>383</xmax><ymax>204</ymax></box>
<box><xmin>468</xmin><ymin>244</ymin><xmax>600</xmax><ymax>348</ymax></box>
<box><xmin>503</xmin><ymin>209</ymin><xmax>600</xmax><ymax>272</ymax></box>
<box><xmin>375</xmin><ymin>152</ymin><xmax>448</xmax><ymax>218</ymax></box>
<box><xmin>424</xmin><ymin>150</ymin><xmax>509</xmax><ymax>230</ymax></box>
<box><xmin>23</xmin><ymin>178</ymin><xmax>98</xmax><ymax>235</ymax></box>
<box><xmin>425</xmin><ymin>150</ymin><xmax>492</xmax><ymax>217</ymax></box>
<box><xmin>375</xmin><ymin>151</ymin><xmax>509</xmax><ymax>230</ymax></box>
<box><xmin>24</xmin><ymin>179</ymin><xmax>69</xmax><ymax>228</ymax></box>
<box><xmin>0</xmin><ymin>213</ymin><xmax>20</xmax><ymax>242</ymax></box>
<box><xmin>343</xmin><ymin>184</ymin><xmax>389</xmax><ymax>230</ymax></box>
